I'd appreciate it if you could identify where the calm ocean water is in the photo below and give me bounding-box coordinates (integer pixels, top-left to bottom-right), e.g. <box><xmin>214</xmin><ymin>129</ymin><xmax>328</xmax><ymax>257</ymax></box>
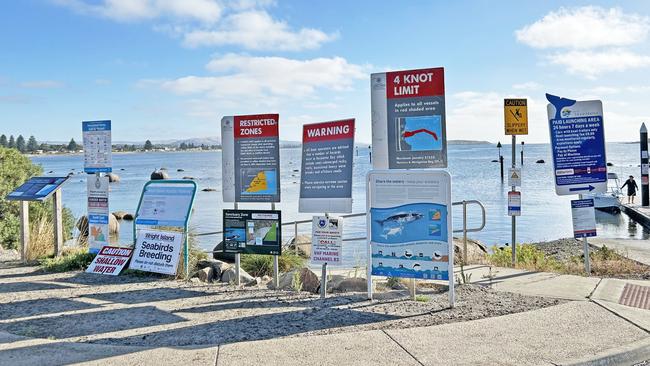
<box><xmin>30</xmin><ymin>143</ymin><xmax>650</xmax><ymax>267</ymax></box>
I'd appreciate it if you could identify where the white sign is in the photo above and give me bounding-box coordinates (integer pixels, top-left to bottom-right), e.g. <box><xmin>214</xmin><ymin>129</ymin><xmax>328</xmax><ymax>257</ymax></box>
<box><xmin>508</xmin><ymin>191</ymin><xmax>521</xmax><ymax>216</ymax></box>
<box><xmin>130</xmin><ymin>230</ymin><xmax>183</xmax><ymax>275</ymax></box>
<box><xmin>367</xmin><ymin>170</ymin><xmax>452</xmax><ymax>281</ymax></box>
<box><xmin>87</xmin><ymin>175</ymin><xmax>110</xmax><ymax>254</ymax></box>
<box><xmin>571</xmin><ymin>199</ymin><xmax>597</xmax><ymax>238</ymax></box>
<box><xmin>86</xmin><ymin>246</ymin><xmax>132</xmax><ymax>275</ymax></box>
<box><xmin>82</xmin><ymin>120</ymin><xmax>112</xmax><ymax>173</ymax></box>
<box><xmin>311</xmin><ymin>216</ymin><xmax>343</xmax><ymax>266</ymax></box>
<box><xmin>508</xmin><ymin>168</ymin><xmax>521</xmax><ymax>187</ymax></box>
<box><xmin>135</xmin><ymin>184</ymin><xmax>195</xmax><ymax>227</ymax></box>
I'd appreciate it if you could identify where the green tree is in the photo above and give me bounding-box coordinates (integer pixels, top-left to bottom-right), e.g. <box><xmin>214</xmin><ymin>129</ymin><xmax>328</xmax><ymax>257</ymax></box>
<box><xmin>26</xmin><ymin>136</ymin><xmax>38</xmax><ymax>152</ymax></box>
<box><xmin>67</xmin><ymin>138</ymin><xmax>78</xmax><ymax>151</ymax></box>
<box><xmin>16</xmin><ymin>135</ymin><xmax>25</xmax><ymax>153</ymax></box>
<box><xmin>8</xmin><ymin>135</ymin><xmax>15</xmax><ymax>149</ymax></box>
<box><xmin>0</xmin><ymin>147</ymin><xmax>74</xmax><ymax>250</ymax></box>
<box><xmin>0</xmin><ymin>135</ymin><xmax>7</xmax><ymax>147</ymax></box>
<box><xmin>144</xmin><ymin>140</ymin><xmax>153</xmax><ymax>150</ymax></box>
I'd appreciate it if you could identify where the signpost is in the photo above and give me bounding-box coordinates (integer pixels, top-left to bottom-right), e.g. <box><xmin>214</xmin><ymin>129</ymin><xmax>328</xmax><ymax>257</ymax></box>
<box><xmin>547</xmin><ymin>93</ymin><xmax>607</xmax><ymax>274</ymax></box>
<box><xmin>6</xmin><ymin>176</ymin><xmax>69</xmax><ymax>262</ymax></box>
<box><xmin>221</xmin><ymin>114</ymin><xmax>280</xmax><ymax>203</ymax></box>
<box><xmin>641</xmin><ymin>123</ymin><xmax>649</xmax><ymax>207</ymax></box>
<box><xmin>299</xmin><ymin>119</ymin><xmax>355</xmax><ymax>213</ymax></box>
<box><xmin>87</xmin><ymin>175</ymin><xmax>110</xmax><ymax>254</ymax></box>
<box><xmin>133</xmin><ymin>180</ymin><xmax>197</xmax><ymax>277</ymax></box>
<box><xmin>86</xmin><ymin>246</ymin><xmax>133</xmax><ymax>275</ymax></box>
<box><xmin>367</xmin><ymin>170</ymin><xmax>453</xmax><ymax>306</ymax></box>
<box><xmin>371</xmin><ymin>67</ymin><xmax>447</xmax><ymax>169</ymax></box>
<box><xmin>504</xmin><ymin>98</ymin><xmax>527</xmax><ymax>265</ymax></box>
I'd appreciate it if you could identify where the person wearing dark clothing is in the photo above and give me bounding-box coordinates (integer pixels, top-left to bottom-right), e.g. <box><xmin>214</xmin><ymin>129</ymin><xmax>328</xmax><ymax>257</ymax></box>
<box><xmin>621</xmin><ymin>175</ymin><xmax>639</xmax><ymax>204</ymax></box>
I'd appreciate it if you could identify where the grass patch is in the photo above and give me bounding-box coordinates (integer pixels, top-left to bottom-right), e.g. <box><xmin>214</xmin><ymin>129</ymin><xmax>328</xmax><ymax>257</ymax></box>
<box><xmin>39</xmin><ymin>248</ymin><xmax>96</xmax><ymax>272</ymax></box>
<box><xmin>241</xmin><ymin>252</ymin><xmax>305</xmax><ymax>277</ymax></box>
<box><xmin>415</xmin><ymin>294</ymin><xmax>430</xmax><ymax>302</ymax></box>
<box><xmin>489</xmin><ymin>244</ymin><xmax>563</xmax><ymax>272</ymax></box>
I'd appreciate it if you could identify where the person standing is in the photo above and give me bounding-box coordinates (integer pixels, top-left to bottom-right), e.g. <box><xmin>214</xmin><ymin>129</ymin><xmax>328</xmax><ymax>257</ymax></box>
<box><xmin>621</xmin><ymin>175</ymin><xmax>639</xmax><ymax>204</ymax></box>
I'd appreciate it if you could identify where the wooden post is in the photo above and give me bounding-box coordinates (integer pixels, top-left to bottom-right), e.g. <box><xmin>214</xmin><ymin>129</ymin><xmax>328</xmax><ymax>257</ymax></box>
<box><xmin>20</xmin><ymin>201</ymin><xmax>29</xmax><ymax>263</ymax></box>
<box><xmin>53</xmin><ymin>190</ymin><xmax>63</xmax><ymax>257</ymax></box>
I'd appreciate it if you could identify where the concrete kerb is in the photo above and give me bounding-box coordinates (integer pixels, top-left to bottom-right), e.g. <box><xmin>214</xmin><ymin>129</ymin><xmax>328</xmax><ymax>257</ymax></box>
<box><xmin>558</xmin><ymin>336</ymin><xmax>650</xmax><ymax>366</ymax></box>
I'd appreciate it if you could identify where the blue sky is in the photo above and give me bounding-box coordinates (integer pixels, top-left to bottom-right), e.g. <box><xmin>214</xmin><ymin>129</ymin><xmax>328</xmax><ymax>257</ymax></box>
<box><xmin>1</xmin><ymin>0</ymin><xmax>649</xmax><ymax>144</ymax></box>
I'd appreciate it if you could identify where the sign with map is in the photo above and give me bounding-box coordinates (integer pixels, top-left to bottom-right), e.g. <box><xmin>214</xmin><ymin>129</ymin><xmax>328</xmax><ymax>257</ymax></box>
<box><xmin>371</xmin><ymin>67</ymin><xmax>447</xmax><ymax>169</ymax></box>
<box><xmin>367</xmin><ymin>170</ymin><xmax>452</xmax><ymax>280</ymax></box>
<box><xmin>87</xmin><ymin>175</ymin><xmax>110</xmax><ymax>254</ymax></box>
<box><xmin>223</xmin><ymin>209</ymin><xmax>281</xmax><ymax>255</ymax></box>
<box><xmin>6</xmin><ymin>176</ymin><xmax>68</xmax><ymax>201</ymax></box>
<box><xmin>82</xmin><ymin>120</ymin><xmax>112</xmax><ymax>173</ymax></box>
<box><xmin>221</xmin><ymin>114</ymin><xmax>280</xmax><ymax>203</ymax></box>
<box><xmin>299</xmin><ymin>119</ymin><xmax>355</xmax><ymax>213</ymax></box>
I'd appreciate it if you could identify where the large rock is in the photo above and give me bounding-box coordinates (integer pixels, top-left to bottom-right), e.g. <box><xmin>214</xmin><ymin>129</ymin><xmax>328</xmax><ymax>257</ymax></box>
<box><xmin>196</xmin><ymin>259</ymin><xmax>231</xmax><ymax>280</ymax></box>
<box><xmin>536</xmin><ymin>159</ymin><xmax>545</xmax><ymax>164</ymax></box>
<box><xmin>220</xmin><ymin>267</ymin><xmax>254</xmax><ymax>284</ymax></box>
<box><xmin>287</xmin><ymin>234</ymin><xmax>311</xmax><ymax>258</ymax></box>
<box><xmin>112</xmin><ymin>211</ymin><xmax>128</xmax><ymax>220</ymax></box>
<box><xmin>197</xmin><ymin>267</ymin><xmax>214</xmax><ymax>283</ymax></box>
<box><xmin>212</xmin><ymin>242</ymin><xmax>235</xmax><ymax>263</ymax></box>
<box><xmin>106</xmin><ymin>173</ymin><xmax>120</xmax><ymax>183</ymax></box>
<box><xmin>453</xmin><ymin>237</ymin><xmax>488</xmax><ymax>264</ymax></box>
<box><xmin>122</xmin><ymin>213</ymin><xmax>134</xmax><ymax>221</ymax></box>
<box><xmin>277</xmin><ymin>268</ymin><xmax>320</xmax><ymax>293</ymax></box>
<box><xmin>150</xmin><ymin>170</ymin><xmax>169</xmax><ymax>180</ymax></box>
<box><xmin>76</xmin><ymin>214</ymin><xmax>119</xmax><ymax>237</ymax></box>
<box><xmin>330</xmin><ymin>277</ymin><xmax>367</xmax><ymax>293</ymax></box>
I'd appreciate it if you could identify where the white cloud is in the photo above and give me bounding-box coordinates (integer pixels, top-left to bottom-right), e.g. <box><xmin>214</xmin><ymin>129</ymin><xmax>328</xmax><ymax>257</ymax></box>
<box><xmin>159</xmin><ymin>54</ymin><xmax>367</xmax><ymax>99</ymax></box>
<box><xmin>512</xmin><ymin>81</ymin><xmax>541</xmax><ymax>91</ymax></box>
<box><xmin>54</xmin><ymin>0</ymin><xmax>222</xmax><ymax>23</ymax></box>
<box><xmin>20</xmin><ymin>80</ymin><xmax>65</xmax><ymax>89</ymax></box>
<box><xmin>516</xmin><ymin>6</ymin><xmax>649</xmax><ymax>49</ymax></box>
<box><xmin>183</xmin><ymin>10</ymin><xmax>337</xmax><ymax>50</ymax></box>
<box><xmin>547</xmin><ymin>49</ymin><xmax>650</xmax><ymax>78</ymax></box>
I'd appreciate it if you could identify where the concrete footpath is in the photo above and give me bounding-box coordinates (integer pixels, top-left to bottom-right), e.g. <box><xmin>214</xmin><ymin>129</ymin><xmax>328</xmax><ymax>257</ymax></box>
<box><xmin>1</xmin><ymin>266</ymin><xmax>649</xmax><ymax>366</ymax></box>
<box><xmin>589</xmin><ymin>237</ymin><xmax>650</xmax><ymax>267</ymax></box>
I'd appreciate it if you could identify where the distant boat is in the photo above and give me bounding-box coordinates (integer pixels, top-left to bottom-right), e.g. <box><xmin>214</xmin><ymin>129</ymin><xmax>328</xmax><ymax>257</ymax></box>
<box><xmin>585</xmin><ymin>172</ymin><xmax>622</xmax><ymax>213</ymax></box>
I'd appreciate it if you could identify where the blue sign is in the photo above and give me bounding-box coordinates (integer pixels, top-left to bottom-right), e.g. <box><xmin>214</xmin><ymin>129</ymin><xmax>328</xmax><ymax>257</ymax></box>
<box><xmin>546</xmin><ymin>94</ymin><xmax>607</xmax><ymax>196</ymax></box>
<box><xmin>6</xmin><ymin>177</ymin><xmax>68</xmax><ymax>201</ymax></box>
<box><xmin>82</xmin><ymin>120</ymin><xmax>112</xmax><ymax>173</ymax></box>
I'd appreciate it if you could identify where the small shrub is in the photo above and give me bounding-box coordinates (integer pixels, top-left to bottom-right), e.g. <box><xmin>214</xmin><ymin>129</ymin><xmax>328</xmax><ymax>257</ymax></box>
<box><xmin>40</xmin><ymin>248</ymin><xmax>96</xmax><ymax>272</ymax></box>
<box><xmin>386</xmin><ymin>276</ymin><xmax>401</xmax><ymax>289</ymax></box>
<box><xmin>291</xmin><ymin>270</ymin><xmax>303</xmax><ymax>291</ymax></box>
<box><xmin>241</xmin><ymin>252</ymin><xmax>305</xmax><ymax>277</ymax></box>
<box><xmin>488</xmin><ymin>244</ymin><xmax>562</xmax><ymax>272</ymax></box>
<box><xmin>415</xmin><ymin>295</ymin><xmax>430</xmax><ymax>302</ymax></box>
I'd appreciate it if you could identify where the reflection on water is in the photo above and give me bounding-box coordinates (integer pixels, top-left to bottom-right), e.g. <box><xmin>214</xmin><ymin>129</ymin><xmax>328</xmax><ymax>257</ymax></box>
<box><xmin>595</xmin><ymin>210</ymin><xmax>650</xmax><ymax>240</ymax></box>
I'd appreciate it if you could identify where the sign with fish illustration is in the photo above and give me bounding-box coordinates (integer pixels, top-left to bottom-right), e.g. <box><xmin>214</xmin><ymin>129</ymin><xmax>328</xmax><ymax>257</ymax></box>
<box><xmin>87</xmin><ymin>175</ymin><xmax>110</xmax><ymax>254</ymax></box>
<box><xmin>299</xmin><ymin>119</ymin><xmax>355</xmax><ymax>213</ymax></box>
<box><xmin>504</xmin><ymin>98</ymin><xmax>528</xmax><ymax>135</ymax></box>
<box><xmin>311</xmin><ymin>216</ymin><xmax>343</xmax><ymax>265</ymax></box>
<box><xmin>371</xmin><ymin>67</ymin><xmax>447</xmax><ymax>169</ymax></box>
<box><xmin>223</xmin><ymin>210</ymin><xmax>282</xmax><ymax>255</ymax></box>
<box><xmin>221</xmin><ymin>114</ymin><xmax>281</xmax><ymax>203</ymax></box>
<box><xmin>546</xmin><ymin>94</ymin><xmax>607</xmax><ymax>196</ymax></box>
<box><xmin>367</xmin><ymin>170</ymin><xmax>452</xmax><ymax>281</ymax></box>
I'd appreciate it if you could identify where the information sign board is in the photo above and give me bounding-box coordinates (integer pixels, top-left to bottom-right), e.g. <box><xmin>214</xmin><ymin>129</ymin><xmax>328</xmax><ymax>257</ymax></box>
<box><xmin>86</xmin><ymin>246</ymin><xmax>132</xmax><ymax>275</ymax></box>
<box><xmin>129</xmin><ymin>229</ymin><xmax>183</xmax><ymax>275</ymax></box>
<box><xmin>82</xmin><ymin>120</ymin><xmax>112</xmax><ymax>173</ymax></box>
<box><xmin>571</xmin><ymin>199</ymin><xmax>597</xmax><ymax>238</ymax></box>
<box><xmin>508</xmin><ymin>191</ymin><xmax>521</xmax><ymax>216</ymax></box>
<box><xmin>223</xmin><ymin>210</ymin><xmax>281</xmax><ymax>255</ymax></box>
<box><xmin>6</xmin><ymin>177</ymin><xmax>68</xmax><ymax>201</ymax></box>
<box><xmin>310</xmin><ymin>216</ymin><xmax>343</xmax><ymax>266</ymax></box>
<box><xmin>88</xmin><ymin>175</ymin><xmax>110</xmax><ymax>253</ymax></box>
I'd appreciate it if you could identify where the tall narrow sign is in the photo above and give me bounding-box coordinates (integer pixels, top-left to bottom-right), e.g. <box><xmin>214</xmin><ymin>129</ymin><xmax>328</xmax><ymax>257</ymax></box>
<box><xmin>87</xmin><ymin>175</ymin><xmax>110</xmax><ymax>253</ymax></box>
<box><xmin>299</xmin><ymin>119</ymin><xmax>355</xmax><ymax>213</ymax></box>
<box><xmin>371</xmin><ymin>68</ymin><xmax>447</xmax><ymax>169</ymax></box>
<box><xmin>221</xmin><ymin>114</ymin><xmax>280</xmax><ymax>203</ymax></box>
<box><xmin>82</xmin><ymin>120</ymin><xmax>112</xmax><ymax>173</ymax></box>
<box><xmin>546</xmin><ymin>94</ymin><xmax>607</xmax><ymax>196</ymax></box>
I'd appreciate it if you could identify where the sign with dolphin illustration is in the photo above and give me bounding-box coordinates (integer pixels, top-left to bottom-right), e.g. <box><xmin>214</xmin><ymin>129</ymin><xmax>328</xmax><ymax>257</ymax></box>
<box><xmin>546</xmin><ymin>94</ymin><xmax>607</xmax><ymax>196</ymax></box>
<box><xmin>366</xmin><ymin>170</ymin><xmax>452</xmax><ymax>282</ymax></box>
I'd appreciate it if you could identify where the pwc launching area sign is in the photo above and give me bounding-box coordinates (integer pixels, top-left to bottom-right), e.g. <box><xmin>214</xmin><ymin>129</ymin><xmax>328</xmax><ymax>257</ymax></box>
<box><xmin>371</xmin><ymin>67</ymin><xmax>447</xmax><ymax>169</ymax></box>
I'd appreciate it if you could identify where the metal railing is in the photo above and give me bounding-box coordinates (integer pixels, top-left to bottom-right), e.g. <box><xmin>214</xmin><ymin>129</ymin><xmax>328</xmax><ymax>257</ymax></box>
<box><xmin>195</xmin><ymin>200</ymin><xmax>487</xmax><ymax>260</ymax></box>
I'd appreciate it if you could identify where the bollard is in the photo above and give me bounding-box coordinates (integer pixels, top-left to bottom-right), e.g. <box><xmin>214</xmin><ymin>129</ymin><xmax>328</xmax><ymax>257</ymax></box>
<box><xmin>273</xmin><ymin>255</ymin><xmax>279</xmax><ymax>289</ymax></box>
<box><xmin>520</xmin><ymin>141</ymin><xmax>524</xmax><ymax>166</ymax></box>
<box><xmin>235</xmin><ymin>253</ymin><xmax>241</xmax><ymax>286</ymax></box>
<box><xmin>641</xmin><ymin>123</ymin><xmax>649</xmax><ymax>207</ymax></box>
<box><xmin>410</xmin><ymin>278</ymin><xmax>416</xmax><ymax>300</ymax></box>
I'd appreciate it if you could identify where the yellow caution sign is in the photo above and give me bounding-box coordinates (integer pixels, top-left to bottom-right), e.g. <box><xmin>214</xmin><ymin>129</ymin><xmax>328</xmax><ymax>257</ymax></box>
<box><xmin>504</xmin><ymin>98</ymin><xmax>528</xmax><ymax>135</ymax></box>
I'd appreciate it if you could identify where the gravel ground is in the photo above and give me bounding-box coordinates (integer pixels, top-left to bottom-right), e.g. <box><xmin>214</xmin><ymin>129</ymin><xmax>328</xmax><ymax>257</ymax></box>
<box><xmin>531</xmin><ymin>238</ymin><xmax>589</xmax><ymax>262</ymax></box>
<box><xmin>0</xmin><ymin>265</ymin><xmax>564</xmax><ymax>347</ymax></box>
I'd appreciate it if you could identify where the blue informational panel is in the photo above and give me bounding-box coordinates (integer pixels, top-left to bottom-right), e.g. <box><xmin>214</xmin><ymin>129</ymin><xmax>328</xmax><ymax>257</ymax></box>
<box><xmin>546</xmin><ymin>94</ymin><xmax>607</xmax><ymax>196</ymax></box>
<box><xmin>6</xmin><ymin>177</ymin><xmax>68</xmax><ymax>201</ymax></box>
<box><xmin>83</xmin><ymin>120</ymin><xmax>112</xmax><ymax>173</ymax></box>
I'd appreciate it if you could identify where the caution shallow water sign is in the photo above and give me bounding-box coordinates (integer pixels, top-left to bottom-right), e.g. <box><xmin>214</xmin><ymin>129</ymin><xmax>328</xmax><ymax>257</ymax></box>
<box><xmin>86</xmin><ymin>246</ymin><xmax>133</xmax><ymax>276</ymax></box>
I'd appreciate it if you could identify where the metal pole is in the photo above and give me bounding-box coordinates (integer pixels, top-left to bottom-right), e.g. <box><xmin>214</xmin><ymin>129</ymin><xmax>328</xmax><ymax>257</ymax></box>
<box><xmin>520</xmin><ymin>141</ymin><xmax>524</xmax><ymax>166</ymax></box>
<box><xmin>294</xmin><ymin>221</ymin><xmax>298</xmax><ymax>255</ymax></box>
<box><xmin>511</xmin><ymin>136</ymin><xmax>517</xmax><ymax>265</ymax></box>
<box><xmin>20</xmin><ymin>201</ymin><xmax>29</xmax><ymax>263</ymax></box>
<box><xmin>462</xmin><ymin>200</ymin><xmax>468</xmax><ymax>264</ymax></box>
<box><xmin>497</xmin><ymin>142</ymin><xmax>504</xmax><ymax>181</ymax></box>
<box><xmin>579</xmin><ymin>194</ymin><xmax>591</xmax><ymax>275</ymax></box>
<box><xmin>53</xmin><ymin>190</ymin><xmax>63</xmax><ymax>257</ymax></box>
<box><xmin>234</xmin><ymin>202</ymin><xmax>240</xmax><ymax>286</ymax></box>
<box><xmin>641</xmin><ymin>123</ymin><xmax>649</xmax><ymax>207</ymax></box>
<box><xmin>272</xmin><ymin>202</ymin><xmax>279</xmax><ymax>289</ymax></box>
<box><xmin>320</xmin><ymin>262</ymin><xmax>327</xmax><ymax>299</ymax></box>
<box><xmin>410</xmin><ymin>278</ymin><xmax>416</xmax><ymax>301</ymax></box>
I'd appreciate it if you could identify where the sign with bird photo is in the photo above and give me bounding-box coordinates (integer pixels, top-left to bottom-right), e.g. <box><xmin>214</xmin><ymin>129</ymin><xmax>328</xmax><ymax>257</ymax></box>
<box><xmin>504</xmin><ymin>98</ymin><xmax>528</xmax><ymax>135</ymax></box>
